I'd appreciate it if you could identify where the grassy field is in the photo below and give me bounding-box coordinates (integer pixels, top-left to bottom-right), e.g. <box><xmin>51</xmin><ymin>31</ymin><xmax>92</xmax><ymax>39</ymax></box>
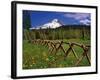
<box><xmin>23</xmin><ymin>39</ymin><xmax>91</xmax><ymax>69</ymax></box>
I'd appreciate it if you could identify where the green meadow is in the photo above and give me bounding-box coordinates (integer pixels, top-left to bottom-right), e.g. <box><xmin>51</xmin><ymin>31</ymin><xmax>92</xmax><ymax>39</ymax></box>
<box><xmin>23</xmin><ymin>39</ymin><xmax>90</xmax><ymax>69</ymax></box>
<box><xmin>23</xmin><ymin>25</ymin><xmax>91</xmax><ymax>69</ymax></box>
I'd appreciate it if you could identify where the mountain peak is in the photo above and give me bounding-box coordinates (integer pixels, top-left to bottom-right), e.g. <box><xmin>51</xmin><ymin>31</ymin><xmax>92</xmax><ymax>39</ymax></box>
<box><xmin>52</xmin><ymin>19</ymin><xmax>58</xmax><ymax>22</ymax></box>
<box><xmin>41</xmin><ymin>19</ymin><xmax>62</xmax><ymax>29</ymax></box>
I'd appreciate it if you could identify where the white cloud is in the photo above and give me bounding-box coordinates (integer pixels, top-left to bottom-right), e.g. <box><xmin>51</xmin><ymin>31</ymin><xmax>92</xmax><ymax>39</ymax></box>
<box><xmin>64</xmin><ymin>13</ymin><xmax>90</xmax><ymax>20</ymax></box>
<box><xmin>63</xmin><ymin>13</ymin><xmax>91</xmax><ymax>25</ymax></box>
<box><xmin>80</xmin><ymin>19</ymin><xmax>91</xmax><ymax>25</ymax></box>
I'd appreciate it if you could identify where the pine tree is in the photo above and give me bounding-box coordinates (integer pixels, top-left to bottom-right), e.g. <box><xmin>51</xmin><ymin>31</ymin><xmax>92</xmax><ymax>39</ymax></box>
<box><xmin>23</xmin><ymin>11</ymin><xmax>31</xmax><ymax>30</ymax></box>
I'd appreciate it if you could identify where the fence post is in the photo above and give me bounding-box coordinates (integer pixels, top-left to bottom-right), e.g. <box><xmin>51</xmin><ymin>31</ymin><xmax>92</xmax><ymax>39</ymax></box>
<box><xmin>64</xmin><ymin>43</ymin><xmax>73</xmax><ymax>59</ymax></box>
<box><xmin>75</xmin><ymin>45</ymin><xmax>91</xmax><ymax>66</ymax></box>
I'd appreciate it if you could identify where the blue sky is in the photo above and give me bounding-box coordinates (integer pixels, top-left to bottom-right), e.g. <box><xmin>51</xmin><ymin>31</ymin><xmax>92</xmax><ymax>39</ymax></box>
<box><xmin>23</xmin><ymin>10</ymin><xmax>91</xmax><ymax>28</ymax></box>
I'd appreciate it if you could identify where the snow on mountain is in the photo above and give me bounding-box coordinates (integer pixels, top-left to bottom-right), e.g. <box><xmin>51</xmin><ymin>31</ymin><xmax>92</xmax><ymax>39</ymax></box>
<box><xmin>41</xmin><ymin>19</ymin><xmax>62</xmax><ymax>29</ymax></box>
<box><xmin>30</xmin><ymin>19</ymin><xmax>63</xmax><ymax>30</ymax></box>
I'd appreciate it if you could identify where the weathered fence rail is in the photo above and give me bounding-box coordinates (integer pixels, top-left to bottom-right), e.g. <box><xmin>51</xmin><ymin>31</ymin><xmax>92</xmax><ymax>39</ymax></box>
<box><xmin>29</xmin><ymin>39</ymin><xmax>91</xmax><ymax>66</ymax></box>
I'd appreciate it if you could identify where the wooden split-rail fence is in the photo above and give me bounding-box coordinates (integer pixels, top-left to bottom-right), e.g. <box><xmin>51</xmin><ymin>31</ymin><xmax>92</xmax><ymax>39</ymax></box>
<box><xmin>29</xmin><ymin>39</ymin><xmax>91</xmax><ymax>66</ymax></box>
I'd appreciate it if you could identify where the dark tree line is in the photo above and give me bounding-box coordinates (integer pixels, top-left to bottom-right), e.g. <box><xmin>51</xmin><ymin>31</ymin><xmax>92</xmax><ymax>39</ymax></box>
<box><xmin>23</xmin><ymin>25</ymin><xmax>90</xmax><ymax>40</ymax></box>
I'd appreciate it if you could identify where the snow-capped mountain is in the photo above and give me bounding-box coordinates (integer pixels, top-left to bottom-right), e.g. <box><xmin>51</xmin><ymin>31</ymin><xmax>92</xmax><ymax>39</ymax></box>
<box><xmin>30</xmin><ymin>19</ymin><xmax>63</xmax><ymax>30</ymax></box>
<box><xmin>41</xmin><ymin>19</ymin><xmax>62</xmax><ymax>29</ymax></box>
